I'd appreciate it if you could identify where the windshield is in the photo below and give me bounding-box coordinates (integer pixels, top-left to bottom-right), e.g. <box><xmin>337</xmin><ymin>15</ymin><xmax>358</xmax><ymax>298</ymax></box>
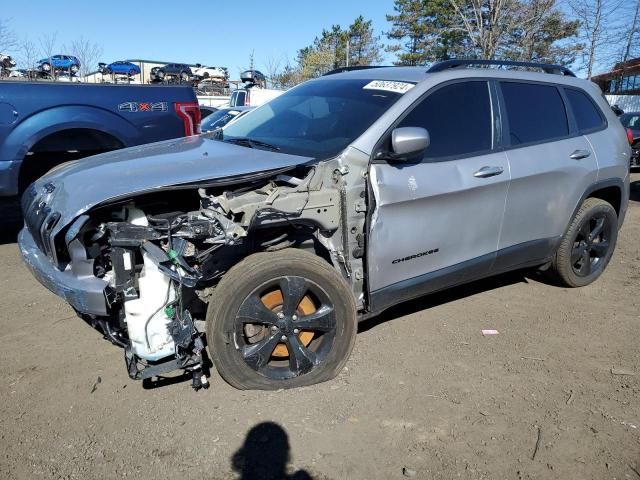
<box><xmin>201</xmin><ymin>109</ymin><xmax>245</xmax><ymax>132</ymax></box>
<box><xmin>620</xmin><ymin>113</ymin><xmax>640</xmax><ymax>129</ymax></box>
<box><xmin>222</xmin><ymin>78</ymin><xmax>408</xmax><ymax>158</ymax></box>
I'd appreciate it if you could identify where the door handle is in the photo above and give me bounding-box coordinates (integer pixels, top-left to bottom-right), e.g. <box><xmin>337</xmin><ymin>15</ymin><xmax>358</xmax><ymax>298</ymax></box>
<box><xmin>473</xmin><ymin>166</ymin><xmax>504</xmax><ymax>178</ymax></box>
<box><xmin>570</xmin><ymin>149</ymin><xmax>591</xmax><ymax>160</ymax></box>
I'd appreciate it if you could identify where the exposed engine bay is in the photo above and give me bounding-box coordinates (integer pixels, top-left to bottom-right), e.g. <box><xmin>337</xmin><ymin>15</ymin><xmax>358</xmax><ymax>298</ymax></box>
<box><xmin>67</xmin><ymin>161</ymin><xmax>366</xmax><ymax>389</ymax></box>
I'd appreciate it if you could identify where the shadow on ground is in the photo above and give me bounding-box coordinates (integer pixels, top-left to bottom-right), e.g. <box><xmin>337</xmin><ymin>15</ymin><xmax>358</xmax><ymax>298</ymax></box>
<box><xmin>0</xmin><ymin>198</ymin><xmax>22</xmax><ymax>245</ymax></box>
<box><xmin>231</xmin><ymin>422</ymin><xmax>313</xmax><ymax>480</ymax></box>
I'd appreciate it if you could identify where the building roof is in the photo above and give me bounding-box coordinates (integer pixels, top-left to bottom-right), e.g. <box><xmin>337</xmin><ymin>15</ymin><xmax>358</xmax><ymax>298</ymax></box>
<box><xmin>592</xmin><ymin>58</ymin><xmax>640</xmax><ymax>81</ymax></box>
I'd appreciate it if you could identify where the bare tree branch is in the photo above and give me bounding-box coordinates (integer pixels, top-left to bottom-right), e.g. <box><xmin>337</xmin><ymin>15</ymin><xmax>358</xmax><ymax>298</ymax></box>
<box><xmin>566</xmin><ymin>0</ymin><xmax>625</xmax><ymax>77</ymax></box>
<box><xmin>39</xmin><ymin>32</ymin><xmax>58</xmax><ymax>78</ymax></box>
<box><xmin>0</xmin><ymin>18</ymin><xmax>18</xmax><ymax>53</ymax></box>
<box><xmin>65</xmin><ymin>37</ymin><xmax>103</xmax><ymax>78</ymax></box>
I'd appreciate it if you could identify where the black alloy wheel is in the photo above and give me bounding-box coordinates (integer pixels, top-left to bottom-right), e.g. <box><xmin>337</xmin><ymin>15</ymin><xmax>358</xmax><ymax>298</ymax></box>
<box><xmin>235</xmin><ymin>276</ymin><xmax>337</xmax><ymax>380</ymax></box>
<box><xmin>571</xmin><ymin>213</ymin><xmax>612</xmax><ymax>277</ymax></box>
<box><xmin>206</xmin><ymin>249</ymin><xmax>357</xmax><ymax>390</ymax></box>
<box><xmin>551</xmin><ymin>197</ymin><xmax>618</xmax><ymax>287</ymax></box>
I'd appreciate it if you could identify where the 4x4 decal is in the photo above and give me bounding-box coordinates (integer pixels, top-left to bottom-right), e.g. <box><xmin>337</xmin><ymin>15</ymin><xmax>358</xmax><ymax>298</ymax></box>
<box><xmin>118</xmin><ymin>101</ymin><xmax>168</xmax><ymax>113</ymax></box>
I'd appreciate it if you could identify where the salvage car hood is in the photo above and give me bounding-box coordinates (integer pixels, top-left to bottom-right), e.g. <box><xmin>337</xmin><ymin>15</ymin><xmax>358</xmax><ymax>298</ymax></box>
<box><xmin>30</xmin><ymin>135</ymin><xmax>314</xmax><ymax>232</ymax></box>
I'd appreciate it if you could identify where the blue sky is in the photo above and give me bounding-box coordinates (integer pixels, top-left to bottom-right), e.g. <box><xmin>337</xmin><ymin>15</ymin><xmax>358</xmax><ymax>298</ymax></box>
<box><xmin>1</xmin><ymin>0</ymin><xmax>632</xmax><ymax>78</ymax></box>
<box><xmin>3</xmin><ymin>0</ymin><xmax>394</xmax><ymax>75</ymax></box>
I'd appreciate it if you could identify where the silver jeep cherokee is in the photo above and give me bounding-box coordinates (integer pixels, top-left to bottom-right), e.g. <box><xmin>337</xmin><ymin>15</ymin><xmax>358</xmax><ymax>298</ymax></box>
<box><xmin>19</xmin><ymin>60</ymin><xmax>630</xmax><ymax>390</ymax></box>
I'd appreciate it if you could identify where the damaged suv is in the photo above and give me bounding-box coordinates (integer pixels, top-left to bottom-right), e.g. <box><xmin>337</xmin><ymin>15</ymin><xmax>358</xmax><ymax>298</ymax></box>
<box><xmin>19</xmin><ymin>60</ymin><xmax>630</xmax><ymax>390</ymax></box>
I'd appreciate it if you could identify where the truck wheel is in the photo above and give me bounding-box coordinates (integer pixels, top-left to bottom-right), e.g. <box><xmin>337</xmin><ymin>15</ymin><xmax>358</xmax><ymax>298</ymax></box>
<box><xmin>550</xmin><ymin>197</ymin><xmax>618</xmax><ymax>287</ymax></box>
<box><xmin>206</xmin><ymin>249</ymin><xmax>357</xmax><ymax>390</ymax></box>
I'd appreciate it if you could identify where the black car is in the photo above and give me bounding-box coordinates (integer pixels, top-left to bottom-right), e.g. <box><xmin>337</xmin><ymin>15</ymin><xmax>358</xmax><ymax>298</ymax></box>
<box><xmin>151</xmin><ymin>63</ymin><xmax>193</xmax><ymax>82</ymax></box>
<box><xmin>199</xmin><ymin>105</ymin><xmax>218</xmax><ymax>120</ymax></box>
<box><xmin>620</xmin><ymin>112</ymin><xmax>640</xmax><ymax>167</ymax></box>
<box><xmin>240</xmin><ymin>69</ymin><xmax>266</xmax><ymax>87</ymax></box>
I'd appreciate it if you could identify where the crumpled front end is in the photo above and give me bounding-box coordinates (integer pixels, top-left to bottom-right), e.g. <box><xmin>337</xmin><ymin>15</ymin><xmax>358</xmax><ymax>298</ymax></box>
<box><xmin>17</xmin><ymin>156</ymin><xmax>361</xmax><ymax>389</ymax></box>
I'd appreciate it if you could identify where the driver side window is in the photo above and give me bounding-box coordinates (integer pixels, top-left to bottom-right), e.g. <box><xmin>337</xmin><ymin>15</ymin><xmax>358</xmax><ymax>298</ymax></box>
<box><xmin>398</xmin><ymin>81</ymin><xmax>493</xmax><ymax>160</ymax></box>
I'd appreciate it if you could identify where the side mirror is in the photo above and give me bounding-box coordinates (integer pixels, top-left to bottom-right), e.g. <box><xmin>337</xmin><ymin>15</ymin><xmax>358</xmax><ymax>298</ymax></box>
<box><xmin>376</xmin><ymin>127</ymin><xmax>430</xmax><ymax>162</ymax></box>
<box><xmin>392</xmin><ymin>127</ymin><xmax>430</xmax><ymax>158</ymax></box>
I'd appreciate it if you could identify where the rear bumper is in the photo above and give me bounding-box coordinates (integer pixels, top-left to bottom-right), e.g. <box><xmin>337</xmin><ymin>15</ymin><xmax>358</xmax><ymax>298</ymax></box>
<box><xmin>0</xmin><ymin>160</ymin><xmax>21</xmax><ymax>197</ymax></box>
<box><xmin>18</xmin><ymin>227</ymin><xmax>109</xmax><ymax>316</ymax></box>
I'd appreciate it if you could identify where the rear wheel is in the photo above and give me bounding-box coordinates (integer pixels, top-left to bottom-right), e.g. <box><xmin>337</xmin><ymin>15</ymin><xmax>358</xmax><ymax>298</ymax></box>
<box><xmin>550</xmin><ymin>197</ymin><xmax>618</xmax><ymax>287</ymax></box>
<box><xmin>206</xmin><ymin>249</ymin><xmax>357</xmax><ymax>390</ymax></box>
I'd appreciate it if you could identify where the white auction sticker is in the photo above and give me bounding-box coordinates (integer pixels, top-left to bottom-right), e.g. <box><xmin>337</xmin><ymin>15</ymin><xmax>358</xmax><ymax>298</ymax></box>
<box><xmin>363</xmin><ymin>80</ymin><xmax>415</xmax><ymax>94</ymax></box>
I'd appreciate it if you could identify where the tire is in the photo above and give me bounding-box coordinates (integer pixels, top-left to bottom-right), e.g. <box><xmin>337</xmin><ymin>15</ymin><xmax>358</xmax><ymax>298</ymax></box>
<box><xmin>550</xmin><ymin>197</ymin><xmax>618</xmax><ymax>287</ymax></box>
<box><xmin>180</xmin><ymin>71</ymin><xmax>189</xmax><ymax>82</ymax></box>
<box><xmin>70</xmin><ymin>64</ymin><xmax>79</xmax><ymax>74</ymax></box>
<box><xmin>156</xmin><ymin>70</ymin><xmax>165</xmax><ymax>79</ymax></box>
<box><xmin>206</xmin><ymin>249</ymin><xmax>357</xmax><ymax>390</ymax></box>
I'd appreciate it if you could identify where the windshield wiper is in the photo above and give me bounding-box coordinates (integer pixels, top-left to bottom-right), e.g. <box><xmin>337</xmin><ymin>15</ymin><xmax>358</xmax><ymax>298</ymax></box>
<box><xmin>224</xmin><ymin>137</ymin><xmax>281</xmax><ymax>152</ymax></box>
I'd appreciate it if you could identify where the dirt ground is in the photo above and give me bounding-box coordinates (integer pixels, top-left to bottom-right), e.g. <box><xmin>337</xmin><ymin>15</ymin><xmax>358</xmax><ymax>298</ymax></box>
<box><xmin>1</xmin><ymin>175</ymin><xmax>639</xmax><ymax>480</ymax></box>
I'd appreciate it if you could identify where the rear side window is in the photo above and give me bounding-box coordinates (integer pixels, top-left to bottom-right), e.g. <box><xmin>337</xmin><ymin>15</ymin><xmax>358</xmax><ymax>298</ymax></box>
<box><xmin>398</xmin><ymin>81</ymin><xmax>492</xmax><ymax>159</ymax></box>
<box><xmin>565</xmin><ymin>88</ymin><xmax>605</xmax><ymax>132</ymax></box>
<box><xmin>501</xmin><ymin>82</ymin><xmax>568</xmax><ymax>146</ymax></box>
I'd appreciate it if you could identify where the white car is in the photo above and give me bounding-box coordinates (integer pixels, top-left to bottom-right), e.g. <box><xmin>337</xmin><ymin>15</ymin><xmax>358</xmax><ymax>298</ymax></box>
<box><xmin>193</xmin><ymin>65</ymin><xmax>228</xmax><ymax>81</ymax></box>
<box><xmin>55</xmin><ymin>72</ymin><xmax>80</xmax><ymax>82</ymax></box>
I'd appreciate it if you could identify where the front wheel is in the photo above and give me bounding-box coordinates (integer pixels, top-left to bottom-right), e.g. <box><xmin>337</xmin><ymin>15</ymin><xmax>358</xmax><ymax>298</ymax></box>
<box><xmin>206</xmin><ymin>249</ymin><xmax>357</xmax><ymax>390</ymax></box>
<box><xmin>550</xmin><ymin>197</ymin><xmax>618</xmax><ymax>287</ymax></box>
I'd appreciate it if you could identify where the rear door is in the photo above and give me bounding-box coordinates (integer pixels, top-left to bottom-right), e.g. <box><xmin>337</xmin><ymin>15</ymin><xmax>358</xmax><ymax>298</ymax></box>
<box><xmin>496</xmin><ymin>81</ymin><xmax>598</xmax><ymax>267</ymax></box>
<box><xmin>368</xmin><ymin>80</ymin><xmax>510</xmax><ymax>305</ymax></box>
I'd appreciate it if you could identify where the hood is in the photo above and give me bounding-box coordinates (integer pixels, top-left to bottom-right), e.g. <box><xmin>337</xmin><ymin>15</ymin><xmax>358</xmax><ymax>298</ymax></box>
<box><xmin>29</xmin><ymin>135</ymin><xmax>314</xmax><ymax>233</ymax></box>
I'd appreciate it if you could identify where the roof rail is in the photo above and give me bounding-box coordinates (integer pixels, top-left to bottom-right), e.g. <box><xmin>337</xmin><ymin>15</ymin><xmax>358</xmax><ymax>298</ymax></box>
<box><xmin>322</xmin><ymin>65</ymin><xmax>393</xmax><ymax>76</ymax></box>
<box><xmin>427</xmin><ymin>59</ymin><xmax>576</xmax><ymax>77</ymax></box>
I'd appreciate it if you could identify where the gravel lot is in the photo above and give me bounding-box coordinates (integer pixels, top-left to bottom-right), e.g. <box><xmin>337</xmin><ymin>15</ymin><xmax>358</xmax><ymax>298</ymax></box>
<box><xmin>1</xmin><ymin>175</ymin><xmax>639</xmax><ymax>480</ymax></box>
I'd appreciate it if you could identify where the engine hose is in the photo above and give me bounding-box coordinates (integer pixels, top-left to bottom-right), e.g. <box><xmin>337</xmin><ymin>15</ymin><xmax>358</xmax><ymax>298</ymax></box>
<box><xmin>144</xmin><ymin>279</ymin><xmax>172</xmax><ymax>350</ymax></box>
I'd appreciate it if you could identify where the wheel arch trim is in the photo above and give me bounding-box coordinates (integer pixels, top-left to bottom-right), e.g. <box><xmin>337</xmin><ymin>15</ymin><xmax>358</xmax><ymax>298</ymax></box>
<box><xmin>569</xmin><ymin>177</ymin><xmax>628</xmax><ymax>232</ymax></box>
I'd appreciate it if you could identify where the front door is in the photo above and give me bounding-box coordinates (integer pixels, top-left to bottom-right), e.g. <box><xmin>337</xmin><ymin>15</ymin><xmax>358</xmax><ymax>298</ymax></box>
<box><xmin>367</xmin><ymin>80</ymin><xmax>510</xmax><ymax>310</ymax></box>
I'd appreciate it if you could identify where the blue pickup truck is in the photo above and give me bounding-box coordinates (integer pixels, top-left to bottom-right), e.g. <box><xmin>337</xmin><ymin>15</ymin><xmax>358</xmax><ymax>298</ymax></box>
<box><xmin>0</xmin><ymin>81</ymin><xmax>201</xmax><ymax>196</ymax></box>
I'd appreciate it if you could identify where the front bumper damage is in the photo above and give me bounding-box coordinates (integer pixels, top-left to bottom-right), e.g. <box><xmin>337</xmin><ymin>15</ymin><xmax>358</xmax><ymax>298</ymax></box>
<box><xmin>19</xmin><ymin>227</ymin><xmax>109</xmax><ymax>316</ymax></box>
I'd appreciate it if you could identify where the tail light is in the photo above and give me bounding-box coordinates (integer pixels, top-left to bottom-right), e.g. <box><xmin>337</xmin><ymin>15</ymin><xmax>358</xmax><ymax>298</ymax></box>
<box><xmin>174</xmin><ymin>102</ymin><xmax>201</xmax><ymax>136</ymax></box>
<box><xmin>626</xmin><ymin>128</ymin><xmax>634</xmax><ymax>145</ymax></box>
